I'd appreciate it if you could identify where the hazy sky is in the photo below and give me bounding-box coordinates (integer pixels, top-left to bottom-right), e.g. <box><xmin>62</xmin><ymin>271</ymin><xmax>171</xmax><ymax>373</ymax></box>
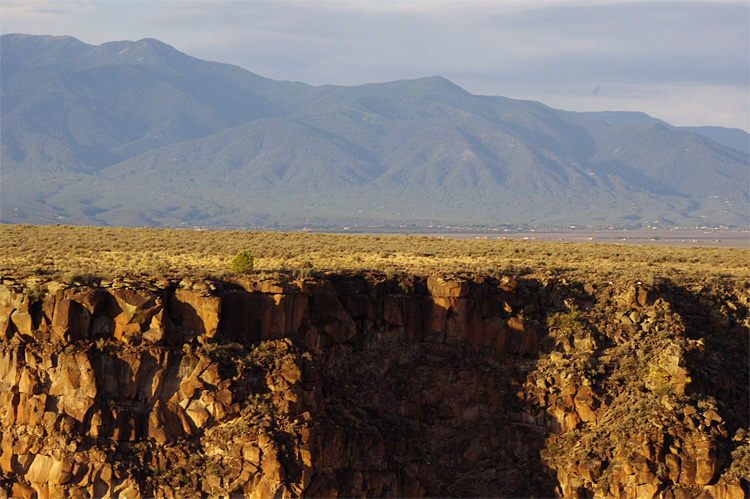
<box><xmin>2</xmin><ymin>0</ymin><xmax>748</xmax><ymax>131</ymax></box>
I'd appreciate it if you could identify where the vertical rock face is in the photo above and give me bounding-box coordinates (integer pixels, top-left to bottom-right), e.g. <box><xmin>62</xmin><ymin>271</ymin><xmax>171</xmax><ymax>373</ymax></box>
<box><xmin>0</xmin><ymin>274</ymin><xmax>747</xmax><ymax>498</ymax></box>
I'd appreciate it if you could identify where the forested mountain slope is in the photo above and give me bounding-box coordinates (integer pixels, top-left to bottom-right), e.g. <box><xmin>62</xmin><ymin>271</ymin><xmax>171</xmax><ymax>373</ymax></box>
<box><xmin>2</xmin><ymin>34</ymin><xmax>747</xmax><ymax>228</ymax></box>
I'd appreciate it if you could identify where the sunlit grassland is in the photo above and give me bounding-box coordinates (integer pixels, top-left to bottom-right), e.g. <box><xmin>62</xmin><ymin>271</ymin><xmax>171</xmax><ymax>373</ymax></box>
<box><xmin>1</xmin><ymin>224</ymin><xmax>747</xmax><ymax>286</ymax></box>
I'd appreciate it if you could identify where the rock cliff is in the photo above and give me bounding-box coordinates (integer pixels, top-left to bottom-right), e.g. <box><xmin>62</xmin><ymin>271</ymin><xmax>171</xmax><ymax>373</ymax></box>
<box><xmin>0</xmin><ymin>272</ymin><xmax>747</xmax><ymax>498</ymax></box>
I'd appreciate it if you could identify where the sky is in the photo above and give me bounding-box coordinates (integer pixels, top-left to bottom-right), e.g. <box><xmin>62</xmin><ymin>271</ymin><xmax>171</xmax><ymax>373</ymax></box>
<box><xmin>2</xmin><ymin>0</ymin><xmax>748</xmax><ymax>131</ymax></box>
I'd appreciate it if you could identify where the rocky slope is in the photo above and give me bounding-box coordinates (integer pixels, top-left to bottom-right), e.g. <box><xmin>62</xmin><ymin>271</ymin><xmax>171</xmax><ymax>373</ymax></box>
<box><xmin>0</xmin><ymin>272</ymin><xmax>747</xmax><ymax>498</ymax></box>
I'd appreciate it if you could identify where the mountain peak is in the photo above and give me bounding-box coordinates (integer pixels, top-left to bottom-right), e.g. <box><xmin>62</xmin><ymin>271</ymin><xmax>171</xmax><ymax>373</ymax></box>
<box><xmin>0</xmin><ymin>34</ymin><xmax>91</xmax><ymax>76</ymax></box>
<box><xmin>135</xmin><ymin>37</ymin><xmax>168</xmax><ymax>46</ymax></box>
<box><xmin>96</xmin><ymin>37</ymin><xmax>184</xmax><ymax>62</ymax></box>
<box><xmin>393</xmin><ymin>75</ymin><xmax>468</xmax><ymax>94</ymax></box>
<box><xmin>1</xmin><ymin>33</ymin><xmax>77</xmax><ymax>43</ymax></box>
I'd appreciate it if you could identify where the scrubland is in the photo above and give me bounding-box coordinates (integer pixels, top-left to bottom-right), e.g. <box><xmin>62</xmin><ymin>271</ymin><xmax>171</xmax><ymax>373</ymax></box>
<box><xmin>1</xmin><ymin>224</ymin><xmax>747</xmax><ymax>286</ymax></box>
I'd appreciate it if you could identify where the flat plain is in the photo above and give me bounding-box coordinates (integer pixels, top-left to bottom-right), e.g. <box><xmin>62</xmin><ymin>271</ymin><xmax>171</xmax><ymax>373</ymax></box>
<box><xmin>425</xmin><ymin>229</ymin><xmax>749</xmax><ymax>249</ymax></box>
<box><xmin>1</xmin><ymin>224</ymin><xmax>747</xmax><ymax>287</ymax></box>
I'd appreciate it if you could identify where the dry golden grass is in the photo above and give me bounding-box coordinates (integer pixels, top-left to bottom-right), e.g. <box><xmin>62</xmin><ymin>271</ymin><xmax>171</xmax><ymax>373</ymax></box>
<box><xmin>1</xmin><ymin>224</ymin><xmax>748</xmax><ymax>286</ymax></box>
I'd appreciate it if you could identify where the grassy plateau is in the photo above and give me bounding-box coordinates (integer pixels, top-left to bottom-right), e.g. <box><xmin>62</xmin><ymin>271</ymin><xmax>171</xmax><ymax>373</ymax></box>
<box><xmin>1</xmin><ymin>224</ymin><xmax>747</xmax><ymax>287</ymax></box>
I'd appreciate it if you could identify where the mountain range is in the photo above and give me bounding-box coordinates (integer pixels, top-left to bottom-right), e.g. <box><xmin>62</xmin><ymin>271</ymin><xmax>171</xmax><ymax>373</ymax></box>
<box><xmin>1</xmin><ymin>33</ymin><xmax>748</xmax><ymax>229</ymax></box>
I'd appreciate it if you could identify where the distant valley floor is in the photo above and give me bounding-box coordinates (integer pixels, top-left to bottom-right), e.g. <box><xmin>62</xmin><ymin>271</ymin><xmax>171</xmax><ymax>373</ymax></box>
<box><xmin>410</xmin><ymin>229</ymin><xmax>750</xmax><ymax>249</ymax></box>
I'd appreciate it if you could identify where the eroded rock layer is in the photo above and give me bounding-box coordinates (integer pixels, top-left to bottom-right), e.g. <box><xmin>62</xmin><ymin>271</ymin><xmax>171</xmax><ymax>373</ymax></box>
<box><xmin>0</xmin><ymin>273</ymin><xmax>747</xmax><ymax>498</ymax></box>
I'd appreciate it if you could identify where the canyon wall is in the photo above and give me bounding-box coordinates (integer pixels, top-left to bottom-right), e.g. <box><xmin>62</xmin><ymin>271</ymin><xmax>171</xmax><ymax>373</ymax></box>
<box><xmin>0</xmin><ymin>272</ymin><xmax>747</xmax><ymax>498</ymax></box>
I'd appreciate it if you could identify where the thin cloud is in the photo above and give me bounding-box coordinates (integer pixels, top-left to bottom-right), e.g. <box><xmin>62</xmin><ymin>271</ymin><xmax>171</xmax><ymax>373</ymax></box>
<box><xmin>24</xmin><ymin>7</ymin><xmax>67</xmax><ymax>14</ymax></box>
<box><xmin>1</xmin><ymin>0</ymin><xmax>92</xmax><ymax>18</ymax></box>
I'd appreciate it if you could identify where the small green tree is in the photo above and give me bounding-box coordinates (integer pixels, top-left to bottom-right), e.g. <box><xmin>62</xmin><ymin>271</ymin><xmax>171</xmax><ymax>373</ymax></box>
<box><xmin>231</xmin><ymin>250</ymin><xmax>254</xmax><ymax>274</ymax></box>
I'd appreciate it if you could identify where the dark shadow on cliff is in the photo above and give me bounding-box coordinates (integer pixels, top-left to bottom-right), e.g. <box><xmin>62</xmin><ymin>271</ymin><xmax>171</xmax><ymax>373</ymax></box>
<box><xmin>216</xmin><ymin>272</ymin><xmax>563</xmax><ymax>498</ymax></box>
<box><xmin>520</xmin><ymin>274</ymin><xmax>750</xmax><ymax>497</ymax></box>
<box><xmin>660</xmin><ymin>280</ymin><xmax>749</xmax><ymax>426</ymax></box>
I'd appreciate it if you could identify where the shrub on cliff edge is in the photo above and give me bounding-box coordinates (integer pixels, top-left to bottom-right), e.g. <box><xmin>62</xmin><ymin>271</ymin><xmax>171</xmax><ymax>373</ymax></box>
<box><xmin>231</xmin><ymin>251</ymin><xmax>254</xmax><ymax>274</ymax></box>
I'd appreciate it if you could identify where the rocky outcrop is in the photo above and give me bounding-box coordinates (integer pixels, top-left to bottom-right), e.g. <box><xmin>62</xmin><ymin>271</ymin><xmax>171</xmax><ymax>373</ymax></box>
<box><xmin>0</xmin><ymin>274</ymin><xmax>747</xmax><ymax>498</ymax></box>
